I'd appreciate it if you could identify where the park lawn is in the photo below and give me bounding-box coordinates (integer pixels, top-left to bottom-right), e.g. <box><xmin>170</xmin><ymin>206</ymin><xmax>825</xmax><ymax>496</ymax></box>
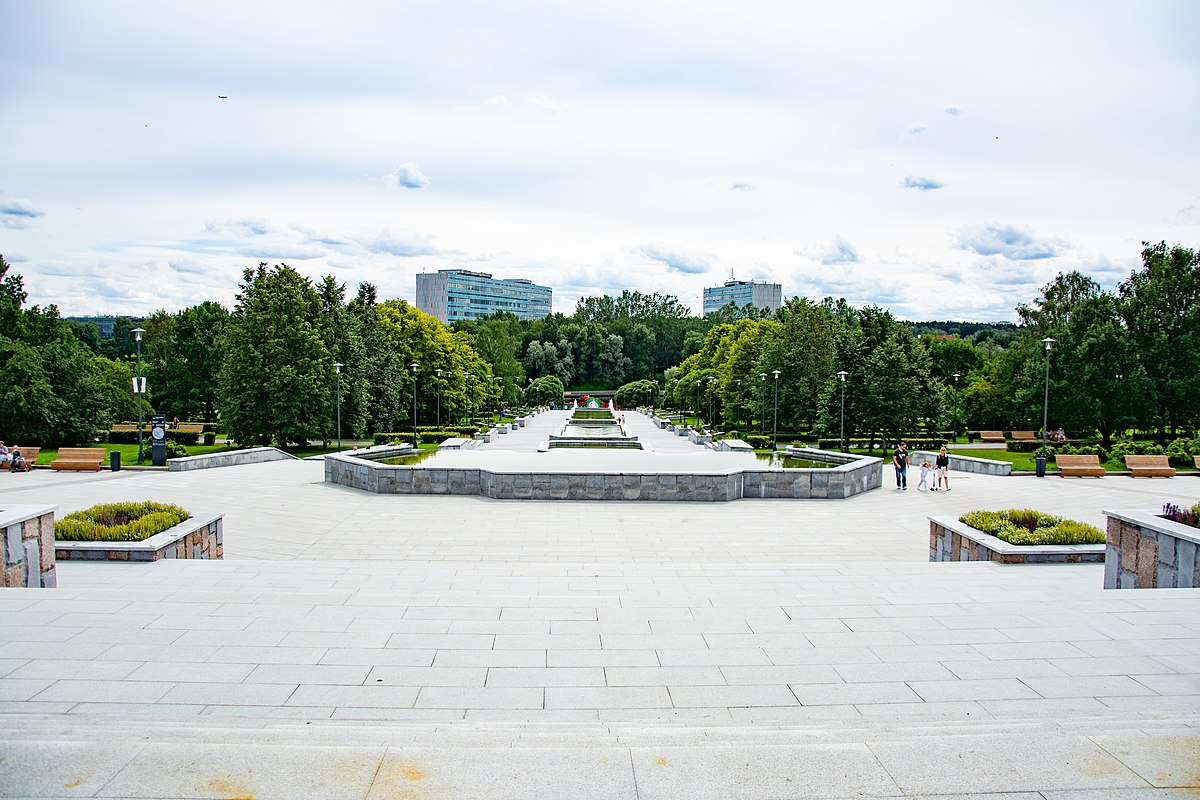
<box><xmin>32</xmin><ymin>442</ymin><xmax>233</xmax><ymax>466</ymax></box>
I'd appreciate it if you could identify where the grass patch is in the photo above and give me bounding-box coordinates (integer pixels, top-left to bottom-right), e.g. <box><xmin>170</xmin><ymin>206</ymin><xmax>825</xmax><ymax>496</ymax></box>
<box><xmin>55</xmin><ymin>501</ymin><xmax>191</xmax><ymax>542</ymax></box>
<box><xmin>960</xmin><ymin>508</ymin><xmax>1105</xmax><ymax>546</ymax></box>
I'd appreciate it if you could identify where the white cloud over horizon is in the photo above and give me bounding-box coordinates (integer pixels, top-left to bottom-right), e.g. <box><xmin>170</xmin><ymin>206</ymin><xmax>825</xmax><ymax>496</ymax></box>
<box><xmin>1</xmin><ymin>1</ymin><xmax>1197</xmax><ymax>323</ymax></box>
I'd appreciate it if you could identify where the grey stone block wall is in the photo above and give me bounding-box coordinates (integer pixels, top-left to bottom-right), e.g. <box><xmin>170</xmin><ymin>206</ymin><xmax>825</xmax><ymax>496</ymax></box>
<box><xmin>1103</xmin><ymin>509</ymin><xmax>1200</xmax><ymax>589</ymax></box>
<box><xmin>2</xmin><ymin>506</ymin><xmax>57</xmax><ymax>589</ymax></box>
<box><xmin>909</xmin><ymin>450</ymin><xmax>1011</xmax><ymax>476</ymax></box>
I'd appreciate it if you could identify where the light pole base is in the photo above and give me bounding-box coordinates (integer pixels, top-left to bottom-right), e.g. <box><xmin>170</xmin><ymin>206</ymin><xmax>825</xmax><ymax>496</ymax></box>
<box><xmin>1035</xmin><ymin>455</ymin><xmax>1046</xmax><ymax>478</ymax></box>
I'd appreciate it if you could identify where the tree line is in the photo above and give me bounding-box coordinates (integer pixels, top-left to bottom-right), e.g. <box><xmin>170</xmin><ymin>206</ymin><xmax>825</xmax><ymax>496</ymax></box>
<box><xmin>2</xmin><ymin>240</ymin><xmax>1196</xmax><ymax>449</ymax></box>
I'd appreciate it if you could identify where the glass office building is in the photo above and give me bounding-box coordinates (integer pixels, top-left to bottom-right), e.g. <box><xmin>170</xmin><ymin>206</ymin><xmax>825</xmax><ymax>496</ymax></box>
<box><xmin>416</xmin><ymin>269</ymin><xmax>553</xmax><ymax>323</ymax></box>
<box><xmin>702</xmin><ymin>280</ymin><xmax>782</xmax><ymax>316</ymax></box>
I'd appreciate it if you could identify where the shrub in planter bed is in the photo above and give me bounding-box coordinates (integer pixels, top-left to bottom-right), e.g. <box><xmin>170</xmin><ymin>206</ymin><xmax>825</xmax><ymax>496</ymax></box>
<box><xmin>1053</xmin><ymin>444</ymin><xmax>1108</xmax><ymax>462</ymax></box>
<box><xmin>959</xmin><ymin>508</ymin><xmax>1105</xmax><ymax>546</ymax></box>
<box><xmin>1162</xmin><ymin>502</ymin><xmax>1200</xmax><ymax>529</ymax></box>
<box><xmin>55</xmin><ymin>501</ymin><xmax>191</xmax><ymax>542</ymax></box>
<box><xmin>108</xmin><ymin>429</ymin><xmax>200</xmax><ymax>446</ymax></box>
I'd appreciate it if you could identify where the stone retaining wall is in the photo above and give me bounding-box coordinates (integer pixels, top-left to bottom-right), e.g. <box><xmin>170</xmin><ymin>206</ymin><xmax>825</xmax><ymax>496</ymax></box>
<box><xmin>2</xmin><ymin>505</ymin><xmax>56</xmax><ymax>588</ymax></box>
<box><xmin>326</xmin><ymin>448</ymin><xmax>881</xmax><ymax>501</ymax></box>
<box><xmin>55</xmin><ymin>514</ymin><xmax>223</xmax><ymax>563</ymax></box>
<box><xmin>1102</xmin><ymin>508</ymin><xmax>1200</xmax><ymax>589</ymax></box>
<box><xmin>168</xmin><ymin>446</ymin><xmax>298</xmax><ymax>472</ymax></box>
<box><xmin>910</xmin><ymin>451</ymin><xmax>1011</xmax><ymax>476</ymax></box>
<box><xmin>929</xmin><ymin>516</ymin><xmax>1104</xmax><ymax>564</ymax></box>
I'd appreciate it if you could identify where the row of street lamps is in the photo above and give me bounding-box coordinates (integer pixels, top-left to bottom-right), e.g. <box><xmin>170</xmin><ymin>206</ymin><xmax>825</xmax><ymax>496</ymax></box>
<box><xmin>331</xmin><ymin>364</ymin><xmax>511</xmax><ymax>452</ymax></box>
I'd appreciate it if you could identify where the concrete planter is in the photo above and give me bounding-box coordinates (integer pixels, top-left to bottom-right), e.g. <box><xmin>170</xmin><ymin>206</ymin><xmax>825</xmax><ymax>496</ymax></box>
<box><xmin>1102</xmin><ymin>508</ymin><xmax>1200</xmax><ymax>589</ymax></box>
<box><xmin>2</xmin><ymin>505</ymin><xmax>57</xmax><ymax>588</ymax></box>
<box><xmin>929</xmin><ymin>516</ymin><xmax>1104</xmax><ymax>564</ymax></box>
<box><xmin>55</xmin><ymin>513</ymin><xmax>223</xmax><ymax>563</ymax></box>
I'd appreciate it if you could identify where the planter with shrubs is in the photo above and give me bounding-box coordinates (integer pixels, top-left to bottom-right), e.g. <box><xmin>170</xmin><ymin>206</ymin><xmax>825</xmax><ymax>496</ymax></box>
<box><xmin>54</xmin><ymin>501</ymin><xmax>223</xmax><ymax>562</ymax></box>
<box><xmin>929</xmin><ymin>508</ymin><xmax>1105</xmax><ymax>564</ymax></box>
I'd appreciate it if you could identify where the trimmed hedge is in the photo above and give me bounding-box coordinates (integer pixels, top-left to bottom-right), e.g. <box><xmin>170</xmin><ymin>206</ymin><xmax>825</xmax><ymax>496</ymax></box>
<box><xmin>107</xmin><ymin>429</ymin><xmax>200</xmax><ymax>446</ymax></box>
<box><xmin>373</xmin><ymin>427</ymin><xmax>481</xmax><ymax>445</ymax></box>
<box><xmin>55</xmin><ymin>501</ymin><xmax>191</xmax><ymax>542</ymax></box>
<box><xmin>959</xmin><ymin>508</ymin><xmax>1105</xmax><ymax>546</ymax></box>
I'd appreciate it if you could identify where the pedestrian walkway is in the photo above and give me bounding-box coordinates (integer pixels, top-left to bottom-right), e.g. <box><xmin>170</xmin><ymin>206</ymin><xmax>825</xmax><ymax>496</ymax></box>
<box><xmin>1</xmin><ymin>440</ymin><xmax>1198</xmax><ymax>797</ymax></box>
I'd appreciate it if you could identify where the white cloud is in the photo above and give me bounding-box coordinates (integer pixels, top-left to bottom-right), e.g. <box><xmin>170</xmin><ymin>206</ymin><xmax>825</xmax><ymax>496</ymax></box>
<box><xmin>952</xmin><ymin>223</ymin><xmax>1061</xmax><ymax>261</ymax></box>
<box><xmin>816</xmin><ymin>236</ymin><xmax>863</xmax><ymax>265</ymax></box>
<box><xmin>0</xmin><ymin>197</ymin><xmax>44</xmax><ymax>229</ymax></box>
<box><xmin>944</xmin><ymin>106</ymin><xmax>963</xmax><ymax>116</ymax></box>
<box><xmin>905</xmin><ymin>122</ymin><xmax>928</xmax><ymax>136</ymax></box>
<box><xmin>527</xmin><ymin>95</ymin><xmax>576</xmax><ymax>112</ymax></box>
<box><xmin>635</xmin><ymin>244</ymin><xmax>713</xmax><ymax>275</ymax></box>
<box><xmin>366</xmin><ymin>231</ymin><xmax>441</xmax><ymax>257</ymax></box>
<box><xmin>901</xmin><ymin>176</ymin><xmax>945</xmax><ymax>191</ymax></box>
<box><xmin>388</xmin><ymin>163</ymin><xmax>430</xmax><ymax>190</ymax></box>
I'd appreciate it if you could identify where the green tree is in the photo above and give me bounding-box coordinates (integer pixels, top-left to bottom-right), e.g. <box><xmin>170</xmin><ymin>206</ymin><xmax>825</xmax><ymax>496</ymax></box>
<box><xmin>167</xmin><ymin>301</ymin><xmax>228</xmax><ymax>422</ymax></box>
<box><xmin>218</xmin><ymin>263</ymin><xmax>333</xmax><ymax>447</ymax></box>
<box><xmin>1119</xmin><ymin>241</ymin><xmax>1200</xmax><ymax>435</ymax></box>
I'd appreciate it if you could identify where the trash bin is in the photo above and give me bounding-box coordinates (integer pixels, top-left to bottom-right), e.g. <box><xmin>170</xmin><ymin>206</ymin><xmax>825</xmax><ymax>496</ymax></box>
<box><xmin>110</xmin><ymin>451</ymin><xmax>120</xmax><ymax>472</ymax></box>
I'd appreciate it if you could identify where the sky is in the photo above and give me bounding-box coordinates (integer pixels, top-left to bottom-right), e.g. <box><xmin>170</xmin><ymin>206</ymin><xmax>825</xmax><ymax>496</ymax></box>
<box><xmin>2</xmin><ymin>1</ymin><xmax>1198</xmax><ymax>321</ymax></box>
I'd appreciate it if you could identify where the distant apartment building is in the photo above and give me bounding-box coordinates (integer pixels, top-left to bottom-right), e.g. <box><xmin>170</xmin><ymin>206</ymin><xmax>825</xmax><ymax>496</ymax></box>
<box><xmin>702</xmin><ymin>280</ymin><xmax>782</xmax><ymax>316</ymax></box>
<box><xmin>65</xmin><ymin>315</ymin><xmax>118</xmax><ymax>337</ymax></box>
<box><xmin>416</xmin><ymin>269</ymin><xmax>553</xmax><ymax>324</ymax></box>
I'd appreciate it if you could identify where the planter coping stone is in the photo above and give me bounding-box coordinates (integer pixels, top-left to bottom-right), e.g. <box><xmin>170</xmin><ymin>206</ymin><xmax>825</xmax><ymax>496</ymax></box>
<box><xmin>0</xmin><ymin>504</ymin><xmax>57</xmax><ymax>530</ymax></box>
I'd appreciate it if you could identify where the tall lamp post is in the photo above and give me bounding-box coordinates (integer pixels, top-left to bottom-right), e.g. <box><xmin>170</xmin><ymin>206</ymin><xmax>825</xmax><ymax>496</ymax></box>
<box><xmin>837</xmin><ymin>370</ymin><xmax>848</xmax><ymax>453</ymax></box>
<box><xmin>435</xmin><ymin>368</ymin><xmax>442</xmax><ymax>428</ymax></box>
<box><xmin>952</xmin><ymin>372</ymin><xmax>961</xmax><ymax>443</ymax></box>
<box><xmin>333</xmin><ymin>362</ymin><xmax>343</xmax><ymax>452</ymax></box>
<box><xmin>772</xmin><ymin>369</ymin><xmax>781</xmax><ymax>451</ymax></box>
<box><xmin>1036</xmin><ymin>337</ymin><xmax>1054</xmax><ymax>478</ymax></box>
<box><xmin>759</xmin><ymin>372</ymin><xmax>767</xmax><ymax>435</ymax></box>
<box><xmin>493</xmin><ymin>375</ymin><xmax>502</xmax><ymax>418</ymax></box>
<box><xmin>465</xmin><ymin>372</ymin><xmax>473</xmax><ymax>425</ymax></box>
<box><xmin>694</xmin><ymin>379</ymin><xmax>701</xmax><ymax>426</ymax></box>
<box><xmin>132</xmin><ymin>327</ymin><xmax>146</xmax><ymax>463</ymax></box>
<box><xmin>410</xmin><ymin>363</ymin><xmax>419</xmax><ymax>448</ymax></box>
<box><xmin>700</xmin><ymin>376</ymin><xmax>710</xmax><ymax>431</ymax></box>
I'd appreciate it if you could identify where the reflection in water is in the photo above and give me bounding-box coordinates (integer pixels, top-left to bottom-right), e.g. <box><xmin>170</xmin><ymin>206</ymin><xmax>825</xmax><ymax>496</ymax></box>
<box><xmin>752</xmin><ymin>452</ymin><xmax>836</xmax><ymax>469</ymax></box>
<box><xmin>378</xmin><ymin>449</ymin><xmax>441</xmax><ymax>466</ymax></box>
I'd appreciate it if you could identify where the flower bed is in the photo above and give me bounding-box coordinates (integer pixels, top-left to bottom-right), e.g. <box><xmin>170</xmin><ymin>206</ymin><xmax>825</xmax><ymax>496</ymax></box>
<box><xmin>54</xmin><ymin>502</ymin><xmax>190</xmax><ymax>542</ymax></box>
<box><xmin>56</xmin><ymin>513</ymin><xmax>222</xmax><ymax>563</ymax></box>
<box><xmin>958</xmin><ymin>509</ymin><xmax>1105</xmax><ymax>546</ymax></box>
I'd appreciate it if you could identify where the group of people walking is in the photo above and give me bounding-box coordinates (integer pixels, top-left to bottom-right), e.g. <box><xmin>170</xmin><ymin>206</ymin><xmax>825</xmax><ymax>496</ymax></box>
<box><xmin>891</xmin><ymin>442</ymin><xmax>951</xmax><ymax>492</ymax></box>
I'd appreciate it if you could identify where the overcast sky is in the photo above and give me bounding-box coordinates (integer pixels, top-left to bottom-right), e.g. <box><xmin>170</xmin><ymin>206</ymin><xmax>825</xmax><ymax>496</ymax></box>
<box><xmin>2</xmin><ymin>1</ymin><xmax>1198</xmax><ymax>320</ymax></box>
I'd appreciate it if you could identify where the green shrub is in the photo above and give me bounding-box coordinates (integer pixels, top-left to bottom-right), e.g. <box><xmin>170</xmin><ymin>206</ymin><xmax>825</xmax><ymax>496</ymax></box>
<box><xmin>203</xmin><ymin>432</ymin><xmax>216</xmax><ymax>446</ymax></box>
<box><xmin>107</xmin><ymin>429</ymin><xmax>200</xmax><ymax>446</ymax></box>
<box><xmin>1166</xmin><ymin>437</ymin><xmax>1200</xmax><ymax>466</ymax></box>
<box><xmin>1055</xmin><ymin>444</ymin><xmax>1109</xmax><ymax>462</ymax></box>
<box><xmin>817</xmin><ymin>437</ymin><xmax>945</xmax><ymax>451</ymax></box>
<box><xmin>55</xmin><ymin>501</ymin><xmax>191</xmax><ymax>542</ymax></box>
<box><xmin>1006</xmin><ymin>439</ymin><xmax>1057</xmax><ymax>454</ymax></box>
<box><xmin>959</xmin><ymin>508</ymin><xmax>1104</xmax><ymax>546</ymax></box>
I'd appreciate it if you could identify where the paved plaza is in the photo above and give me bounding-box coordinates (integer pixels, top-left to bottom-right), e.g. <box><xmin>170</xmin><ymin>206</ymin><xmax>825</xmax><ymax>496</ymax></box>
<box><xmin>1</xmin><ymin>413</ymin><xmax>1198</xmax><ymax>798</ymax></box>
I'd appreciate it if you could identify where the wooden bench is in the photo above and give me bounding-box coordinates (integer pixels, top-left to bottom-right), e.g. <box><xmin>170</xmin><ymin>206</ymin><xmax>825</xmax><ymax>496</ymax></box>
<box><xmin>51</xmin><ymin>447</ymin><xmax>106</xmax><ymax>472</ymax></box>
<box><xmin>5</xmin><ymin>446</ymin><xmax>40</xmax><ymax>471</ymax></box>
<box><xmin>1011</xmin><ymin>430</ymin><xmax>1037</xmax><ymax>441</ymax></box>
<box><xmin>1125</xmin><ymin>455</ymin><xmax>1175</xmax><ymax>478</ymax></box>
<box><xmin>980</xmin><ymin>431</ymin><xmax>1006</xmax><ymax>444</ymax></box>
<box><xmin>1195</xmin><ymin>455</ymin><xmax>1200</xmax><ymax>470</ymax></box>
<box><xmin>1055</xmin><ymin>454</ymin><xmax>1105</xmax><ymax>477</ymax></box>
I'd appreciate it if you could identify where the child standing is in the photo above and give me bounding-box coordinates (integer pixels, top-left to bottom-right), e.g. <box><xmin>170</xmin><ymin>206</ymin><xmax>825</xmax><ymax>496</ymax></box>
<box><xmin>917</xmin><ymin>460</ymin><xmax>933</xmax><ymax>491</ymax></box>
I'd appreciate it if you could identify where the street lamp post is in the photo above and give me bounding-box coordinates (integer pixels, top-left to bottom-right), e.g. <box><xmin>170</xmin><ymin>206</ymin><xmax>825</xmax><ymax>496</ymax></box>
<box><xmin>465</xmin><ymin>372</ymin><xmax>473</xmax><ymax>425</ymax></box>
<box><xmin>700</xmin><ymin>376</ymin><xmax>710</xmax><ymax>431</ymax></box>
<box><xmin>435</xmin><ymin>368</ymin><xmax>442</xmax><ymax>428</ymax></box>
<box><xmin>694</xmin><ymin>379</ymin><xmax>701</xmax><ymax>426</ymax></box>
<box><xmin>838</xmin><ymin>370</ymin><xmax>848</xmax><ymax>453</ymax></box>
<box><xmin>1036</xmin><ymin>338</ymin><xmax>1054</xmax><ymax>478</ymax></box>
<box><xmin>952</xmin><ymin>372</ymin><xmax>961</xmax><ymax>443</ymax></box>
<box><xmin>333</xmin><ymin>362</ymin><xmax>343</xmax><ymax>452</ymax></box>
<box><xmin>132</xmin><ymin>327</ymin><xmax>146</xmax><ymax>464</ymax></box>
<box><xmin>493</xmin><ymin>376</ymin><xmax>502</xmax><ymax>418</ymax></box>
<box><xmin>759</xmin><ymin>372</ymin><xmax>767</xmax><ymax>435</ymax></box>
<box><xmin>410</xmin><ymin>363</ymin><xmax>419</xmax><ymax>448</ymax></box>
<box><xmin>772</xmin><ymin>369</ymin><xmax>781</xmax><ymax>451</ymax></box>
